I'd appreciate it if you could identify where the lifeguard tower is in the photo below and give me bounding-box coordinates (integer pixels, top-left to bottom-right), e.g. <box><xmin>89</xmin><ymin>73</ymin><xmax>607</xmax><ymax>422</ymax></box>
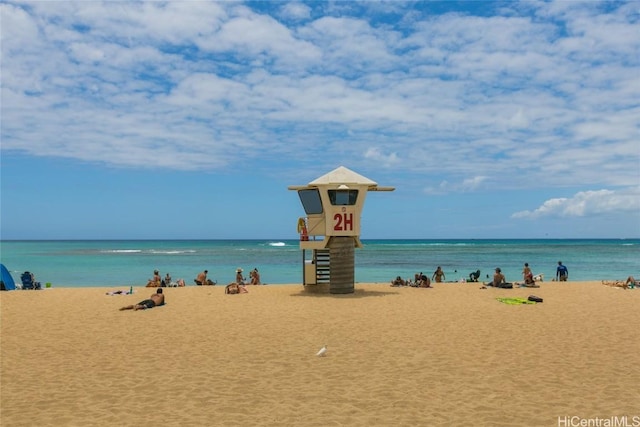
<box><xmin>288</xmin><ymin>166</ymin><xmax>394</xmax><ymax>294</ymax></box>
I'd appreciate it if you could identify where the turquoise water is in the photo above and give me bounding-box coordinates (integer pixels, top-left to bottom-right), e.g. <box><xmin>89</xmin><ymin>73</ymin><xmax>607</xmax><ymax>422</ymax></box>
<box><xmin>0</xmin><ymin>239</ymin><xmax>638</xmax><ymax>288</ymax></box>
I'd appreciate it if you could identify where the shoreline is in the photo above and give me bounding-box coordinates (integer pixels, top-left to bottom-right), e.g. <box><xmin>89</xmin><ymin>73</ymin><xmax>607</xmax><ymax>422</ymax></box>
<box><xmin>2</xmin><ymin>281</ymin><xmax>639</xmax><ymax>426</ymax></box>
<box><xmin>3</xmin><ymin>277</ymin><xmax>627</xmax><ymax>293</ymax></box>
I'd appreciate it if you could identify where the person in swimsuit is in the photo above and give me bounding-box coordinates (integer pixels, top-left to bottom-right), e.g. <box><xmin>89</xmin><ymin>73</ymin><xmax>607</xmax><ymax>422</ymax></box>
<box><xmin>235</xmin><ymin>268</ymin><xmax>245</xmax><ymax>285</ymax></box>
<box><xmin>250</xmin><ymin>268</ymin><xmax>261</xmax><ymax>285</ymax></box>
<box><xmin>194</xmin><ymin>270</ymin><xmax>208</xmax><ymax>286</ymax></box>
<box><xmin>146</xmin><ymin>270</ymin><xmax>161</xmax><ymax>287</ymax></box>
<box><xmin>432</xmin><ymin>266</ymin><xmax>445</xmax><ymax>283</ymax></box>
<box><xmin>120</xmin><ymin>288</ymin><xmax>165</xmax><ymax>311</ymax></box>
<box><xmin>522</xmin><ymin>263</ymin><xmax>535</xmax><ymax>285</ymax></box>
<box><xmin>489</xmin><ymin>268</ymin><xmax>506</xmax><ymax>287</ymax></box>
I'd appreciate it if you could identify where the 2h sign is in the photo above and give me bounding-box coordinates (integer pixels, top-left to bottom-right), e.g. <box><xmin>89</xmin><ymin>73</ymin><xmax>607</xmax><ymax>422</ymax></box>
<box><xmin>333</xmin><ymin>211</ymin><xmax>354</xmax><ymax>232</ymax></box>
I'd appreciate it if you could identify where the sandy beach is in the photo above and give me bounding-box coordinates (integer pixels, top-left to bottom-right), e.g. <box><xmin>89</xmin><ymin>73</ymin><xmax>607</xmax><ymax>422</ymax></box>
<box><xmin>1</xmin><ymin>281</ymin><xmax>639</xmax><ymax>426</ymax></box>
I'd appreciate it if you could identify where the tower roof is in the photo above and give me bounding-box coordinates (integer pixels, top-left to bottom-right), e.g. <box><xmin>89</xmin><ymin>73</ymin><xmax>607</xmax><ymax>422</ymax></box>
<box><xmin>309</xmin><ymin>166</ymin><xmax>377</xmax><ymax>186</ymax></box>
<box><xmin>288</xmin><ymin>166</ymin><xmax>394</xmax><ymax>191</ymax></box>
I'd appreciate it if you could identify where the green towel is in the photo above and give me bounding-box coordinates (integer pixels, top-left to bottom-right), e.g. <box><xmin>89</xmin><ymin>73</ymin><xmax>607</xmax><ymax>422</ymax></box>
<box><xmin>496</xmin><ymin>297</ymin><xmax>536</xmax><ymax>305</ymax></box>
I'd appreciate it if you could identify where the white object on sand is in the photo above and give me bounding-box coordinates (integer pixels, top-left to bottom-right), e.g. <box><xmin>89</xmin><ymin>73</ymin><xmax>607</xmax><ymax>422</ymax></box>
<box><xmin>316</xmin><ymin>345</ymin><xmax>327</xmax><ymax>357</ymax></box>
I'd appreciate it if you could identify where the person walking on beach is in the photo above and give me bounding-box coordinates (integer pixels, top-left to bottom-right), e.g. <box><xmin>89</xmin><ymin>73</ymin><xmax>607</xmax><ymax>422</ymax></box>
<box><xmin>120</xmin><ymin>288</ymin><xmax>164</xmax><ymax>311</ymax></box>
<box><xmin>432</xmin><ymin>266</ymin><xmax>445</xmax><ymax>283</ymax></box>
<box><xmin>556</xmin><ymin>261</ymin><xmax>568</xmax><ymax>281</ymax></box>
<box><xmin>195</xmin><ymin>270</ymin><xmax>208</xmax><ymax>286</ymax></box>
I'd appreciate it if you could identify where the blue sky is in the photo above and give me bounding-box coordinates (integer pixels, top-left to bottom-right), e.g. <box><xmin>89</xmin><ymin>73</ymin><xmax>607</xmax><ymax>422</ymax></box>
<box><xmin>1</xmin><ymin>1</ymin><xmax>639</xmax><ymax>240</ymax></box>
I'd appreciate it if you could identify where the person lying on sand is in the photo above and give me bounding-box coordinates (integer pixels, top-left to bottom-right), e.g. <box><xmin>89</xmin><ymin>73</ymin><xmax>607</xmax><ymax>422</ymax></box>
<box><xmin>603</xmin><ymin>276</ymin><xmax>638</xmax><ymax>289</ymax></box>
<box><xmin>120</xmin><ymin>288</ymin><xmax>165</xmax><ymax>311</ymax></box>
<box><xmin>225</xmin><ymin>283</ymin><xmax>248</xmax><ymax>294</ymax></box>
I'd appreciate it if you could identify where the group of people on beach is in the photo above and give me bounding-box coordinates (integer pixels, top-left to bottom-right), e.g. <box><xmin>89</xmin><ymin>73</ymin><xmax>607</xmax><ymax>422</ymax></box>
<box><xmin>193</xmin><ymin>267</ymin><xmax>262</xmax><ymax>288</ymax></box>
<box><xmin>391</xmin><ymin>261</ymin><xmax>571</xmax><ymax>289</ymax></box>
<box><xmin>121</xmin><ymin>260</ymin><xmax>635</xmax><ymax>312</ymax></box>
<box><xmin>144</xmin><ymin>266</ymin><xmax>264</xmax><ymax>289</ymax></box>
<box><xmin>390</xmin><ymin>267</ymin><xmax>447</xmax><ymax>288</ymax></box>
<box><xmin>191</xmin><ymin>267</ymin><xmax>264</xmax><ymax>294</ymax></box>
<box><xmin>122</xmin><ymin>266</ymin><xmax>264</xmax><ymax>311</ymax></box>
<box><xmin>145</xmin><ymin>270</ymin><xmax>185</xmax><ymax>288</ymax></box>
<box><xmin>481</xmin><ymin>261</ymin><xmax>569</xmax><ymax>288</ymax></box>
<box><xmin>390</xmin><ymin>269</ymin><xmax>450</xmax><ymax>288</ymax></box>
<box><xmin>480</xmin><ymin>262</ymin><xmax>560</xmax><ymax>288</ymax></box>
<box><xmin>225</xmin><ymin>267</ymin><xmax>263</xmax><ymax>294</ymax></box>
<box><xmin>240</xmin><ymin>267</ymin><xmax>262</xmax><ymax>286</ymax></box>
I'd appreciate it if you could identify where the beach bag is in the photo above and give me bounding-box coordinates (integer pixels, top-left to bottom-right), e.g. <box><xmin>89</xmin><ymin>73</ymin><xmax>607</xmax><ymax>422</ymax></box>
<box><xmin>528</xmin><ymin>295</ymin><xmax>543</xmax><ymax>303</ymax></box>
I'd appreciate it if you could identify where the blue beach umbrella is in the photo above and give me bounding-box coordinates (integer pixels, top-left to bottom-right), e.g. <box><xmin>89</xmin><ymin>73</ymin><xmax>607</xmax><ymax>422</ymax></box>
<box><xmin>1</xmin><ymin>263</ymin><xmax>17</xmax><ymax>291</ymax></box>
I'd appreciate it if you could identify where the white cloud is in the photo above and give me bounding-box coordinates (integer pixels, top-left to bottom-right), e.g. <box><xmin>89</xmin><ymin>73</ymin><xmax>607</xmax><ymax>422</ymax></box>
<box><xmin>512</xmin><ymin>187</ymin><xmax>640</xmax><ymax>219</ymax></box>
<box><xmin>460</xmin><ymin>176</ymin><xmax>488</xmax><ymax>191</ymax></box>
<box><xmin>424</xmin><ymin>176</ymin><xmax>488</xmax><ymax>195</ymax></box>
<box><xmin>1</xmin><ymin>1</ymin><xmax>638</xmax><ymax>189</ymax></box>
<box><xmin>363</xmin><ymin>147</ymin><xmax>400</xmax><ymax>167</ymax></box>
<box><xmin>280</xmin><ymin>2</ymin><xmax>311</xmax><ymax>21</ymax></box>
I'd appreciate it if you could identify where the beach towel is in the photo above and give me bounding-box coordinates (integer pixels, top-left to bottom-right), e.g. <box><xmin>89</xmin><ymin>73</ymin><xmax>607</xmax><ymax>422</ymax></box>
<box><xmin>496</xmin><ymin>297</ymin><xmax>537</xmax><ymax>305</ymax></box>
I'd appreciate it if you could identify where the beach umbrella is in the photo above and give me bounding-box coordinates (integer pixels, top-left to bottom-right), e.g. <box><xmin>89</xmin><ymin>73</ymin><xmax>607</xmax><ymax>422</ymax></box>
<box><xmin>0</xmin><ymin>264</ymin><xmax>17</xmax><ymax>291</ymax></box>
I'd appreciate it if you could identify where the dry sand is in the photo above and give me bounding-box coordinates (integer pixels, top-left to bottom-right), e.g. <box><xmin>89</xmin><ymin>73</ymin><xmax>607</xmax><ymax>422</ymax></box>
<box><xmin>1</xmin><ymin>281</ymin><xmax>639</xmax><ymax>426</ymax></box>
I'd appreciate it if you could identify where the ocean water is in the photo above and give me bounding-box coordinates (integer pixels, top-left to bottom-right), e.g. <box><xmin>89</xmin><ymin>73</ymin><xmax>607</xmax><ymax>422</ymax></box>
<box><xmin>0</xmin><ymin>239</ymin><xmax>638</xmax><ymax>288</ymax></box>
